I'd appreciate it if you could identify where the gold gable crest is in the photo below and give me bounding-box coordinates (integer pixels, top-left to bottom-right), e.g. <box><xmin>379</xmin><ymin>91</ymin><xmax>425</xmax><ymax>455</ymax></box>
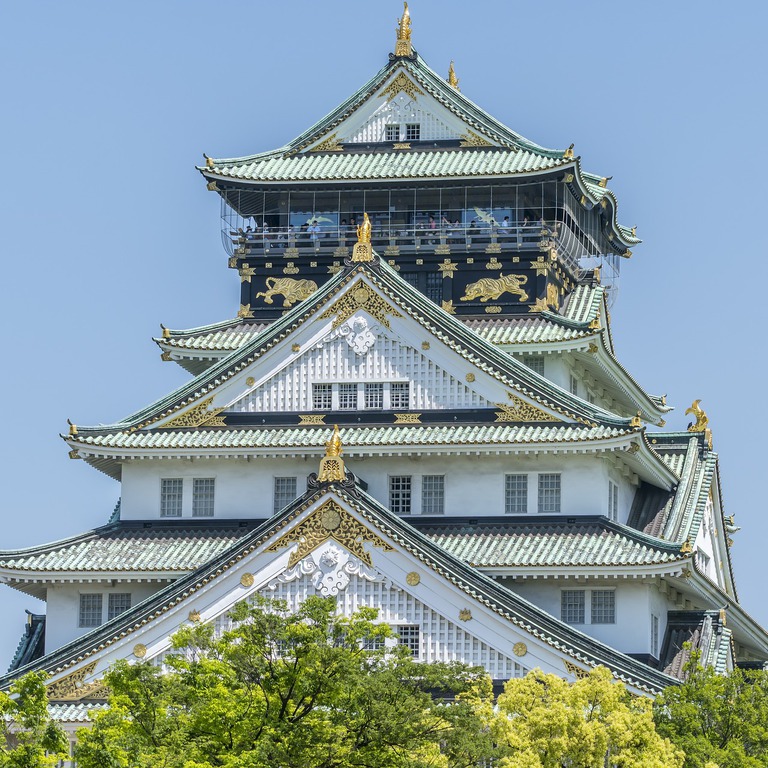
<box><xmin>495</xmin><ymin>392</ymin><xmax>561</xmax><ymax>423</ymax></box>
<box><xmin>156</xmin><ymin>396</ymin><xmax>226</xmax><ymax>429</ymax></box>
<box><xmin>320</xmin><ymin>280</ymin><xmax>402</xmax><ymax>329</ymax></box>
<box><xmin>266</xmin><ymin>500</ymin><xmax>392</xmax><ymax>567</ymax></box>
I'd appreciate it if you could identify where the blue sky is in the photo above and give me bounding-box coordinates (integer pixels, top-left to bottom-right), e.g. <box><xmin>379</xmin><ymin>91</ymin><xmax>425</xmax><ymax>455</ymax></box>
<box><xmin>1</xmin><ymin>0</ymin><xmax>766</xmax><ymax>665</ymax></box>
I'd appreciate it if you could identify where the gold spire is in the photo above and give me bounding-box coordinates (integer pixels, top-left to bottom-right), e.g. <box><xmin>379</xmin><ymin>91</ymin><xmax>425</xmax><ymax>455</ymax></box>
<box><xmin>318</xmin><ymin>425</ymin><xmax>346</xmax><ymax>483</ymax></box>
<box><xmin>352</xmin><ymin>212</ymin><xmax>373</xmax><ymax>262</ymax></box>
<box><xmin>685</xmin><ymin>399</ymin><xmax>709</xmax><ymax>433</ymax></box>
<box><xmin>447</xmin><ymin>61</ymin><xmax>460</xmax><ymax>90</ymax></box>
<box><xmin>395</xmin><ymin>2</ymin><xmax>412</xmax><ymax>57</ymax></box>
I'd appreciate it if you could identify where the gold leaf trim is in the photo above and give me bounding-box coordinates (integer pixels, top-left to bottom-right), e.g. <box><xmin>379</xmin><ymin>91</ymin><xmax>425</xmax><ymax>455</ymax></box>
<box><xmin>310</xmin><ymin>132</ymin><xmax>343</xmax><ymax>152</ymax></box>
<box><xmin>319</xmin><ymin>280</ymin><xmax>402</xmax><ymax>329</ymax></box>
<box><xmin>394</xmin><ymin>413</ymin><xmax>421</xmax><ymax>424</ymax></box>
<box><xmin>266</xmin><ymin>500</ymin><xmax>392</xmax><ymax>567</ymax></box>
<box><xmin>380</xmin><ymin>72</ymin><xmax>424</xmax><ymax>102</ymax></box>
<box><xmin>299</xmin><ymin>414</ymin><xmax>326</xmax><ymax>425</ymax></box>
<box><xmin>47</xmin><ymin>662</ymin><xmax>100</xmax><ymax>701</ymax></box>
<box><xmin>459</xmin><ymin>130</ymin><xmax>492</xmax><ymax>147</ymax></box>
<box><xmin>158</xmin><ymin>396</ymin><xmax>225</xmax><ymax>430</ymax></box>
<box><xmin>494</xmin><ymin>393</ymin><xmax>560</xmax><ymax>423</ymax></box>
<box><xmin>563</xmin><ymin>659</ymin><xmax>590</xmax><ymax>679</ymax></box>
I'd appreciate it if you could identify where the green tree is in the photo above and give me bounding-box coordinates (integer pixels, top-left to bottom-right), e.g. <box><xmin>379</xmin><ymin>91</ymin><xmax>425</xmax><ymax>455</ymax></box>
<box><xmin>75</xmin><ymin>595</ymin><xmax>496</xmax><ymax>768</ymax></box>
<box><xmin>654</xmin><ymin>651</ymin><xmax>768</xmax><ymax>768</ymax></box>
<box><xmin>0</xmin><ymin>671</ymin><xmax>68</xmax><ymax>768</ymax></box>
<box><xmin>490</xmin><ymin>666</ymin><xmax>684</xmax><ymax>768</ymax></box>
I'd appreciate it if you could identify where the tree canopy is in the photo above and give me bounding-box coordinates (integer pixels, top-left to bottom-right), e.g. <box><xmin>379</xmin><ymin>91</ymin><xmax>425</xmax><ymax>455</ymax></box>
<box><xmin>0</xmin><ymin>671</ymin><xmax>68</xmax><ymax>768</ymax></box>
<box><xmin>75</xmin><ymin>596</ymin><xmax>494</xmax><ymax>768</ymax></box>
<box><xmin>654</xmin><ymin>652</ymin><xmax>768</xmax><ymax>768</ymax></box>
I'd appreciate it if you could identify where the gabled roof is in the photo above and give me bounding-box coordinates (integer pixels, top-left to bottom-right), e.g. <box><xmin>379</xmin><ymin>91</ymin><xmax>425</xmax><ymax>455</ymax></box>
<box><xmin>1</xmin><ymin>481</ymin><xmax>678</xmax><ymax>696</ymax></box>
<box><xmin>661</xmin><ymin>610</ymin><xmax>732</xmax><ymax>679</ymax></box>
<box><xmin>199</xmin><ymin>50</ymin><xmax>638</xmax><ymax>250</ymax></box>
<box><xmin>8</xmin><ymin>613</ymin><xmax>45</xmax><ymax>672</ymax></box>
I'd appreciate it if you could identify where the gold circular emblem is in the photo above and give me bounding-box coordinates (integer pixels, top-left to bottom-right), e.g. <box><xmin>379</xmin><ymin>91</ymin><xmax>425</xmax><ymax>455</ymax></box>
<box><xmin>292</xmin><ymin>344</ymin><xmax>301</xmax><ymax>352</ymax></box>
<box><xmin>240</xmin><ymin>572</ymin><xmax>255</xmax><ymax>587</ymax></box>
<box><xmin>246</xmin><ymin>376</ymin><xmax>255</xmax><ymax>387</ymax></box>
<box><xmin>133</xmin><ymin>643</ymin><xmax>147</xmax><ymax>659</ymax></box>
<box><xmin>465</xmin><ymin>373</ymin><xmax>475</xmax><ymax>382</ymax></box>
<box><xmin>321</xmin><ymin>508</ymin><xmax>342</xmax><ymax>531</ymax></box>
<box><xmin>421</xmin><ymin>341</ymin><xmax>430</xmax><ymax>350</ymax></box>
<box><xmin>188</xmin><ymin>610</ymin><xmax>201</xmax><ymax>623</ymax></box>
<box><xmin>513</xmin><ymin>642</ymin><xmax>527</xmax><ymax>657</ymax></box>
<box><xmin>459</xmin><ymin>608</ymin><xmax>472</xmax><ymax>621</ymax></box>
<box><xmin>406</xmin><ymin>571</ymin><xmax>420</xmax><ymax>586</ymax></box>
<box><xmin>353</xmin><ymin>286</ymin><xmax>370</xmax><ymax>304</ymax></box>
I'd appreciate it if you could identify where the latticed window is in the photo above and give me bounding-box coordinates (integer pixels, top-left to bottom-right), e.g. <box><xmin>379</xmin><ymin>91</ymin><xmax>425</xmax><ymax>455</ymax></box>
<box><xmin>193</xmin><ymin>478</ymin><xmax>215</xmax><ymax>517</ymax></box>
<box><xmin>505</xmin><ymin>474</ymin><xmax>528</xmax><ymax>514</ymax></box>
<box><xmin>390</xmin><ymin>382</ymin><xmax>410</xmax><ymax>410</ymax></box>
<box><xmin>651</xmin><ymin>614</ymin><xmax>660</xmax><ymax>658</ymax></box>
<box><xmin>569</xmin><ymin>373</ymin><xmax>578</xmax><ymax>396</ymax></box>
<box><xmin>385</xmin><ymin>123</ymin><xmax>400</xmax><ymax>141</ymax></box>
<box><xmin>538</xmin><ymin>473</ymin><xmax>561</xmax><ymax>513</ymax></box>
<box><xmin>425</xmin><ymin>272</ymin><xmax>443</xmax><ymax>304</ymax></box>
<box><xmin>338</xmin><ymin>383</ymin><xmax>357</xmax><ymax>410</ymax></box>
<box><xmin>389</xmin><ymin>476</ymin><xmax>412</xmax><ymax>514</ymax></box>
<box><xmin>395</xmin><ymin>624</ymin><xmax>420</xmax><ymax>656</ymax></box>
<box><xmin>274</xmin><ymin>477</ymin><xmax>297</xmax><ymax>514</ymax></box>
<box><xmin>522</xmin><ymin>356</ymin><xmax>545</xmax><ymax>376</ymax></box>
<box><xmin>405</xmin><ymin>123</ymin><xmax>420</xmax><ymax>141</ymax></box>
<box><xmin>422</xmin><ymin>475</ymin><xmax>444</xmax><ymax>515</ymax></box>
<box><xmin>608</xmin><ymin>481</ymin><xmax>618</xmax><ymax>521</ymax></box>
<box><xmin>361</xmin><ymin>632</ymin><xmax>385</xmax><ymax>651</ymax></box>
<box><xmin>312</xmin><ymin>383</ymin><xmax>332</xmax><ymax>410</ymax></box>
<box><xmin>561</xmin><ymin>590</ymin><xmax>584</xmax><ymax>624</ymax></box>
<box><xmin>591</xmin><ymin>591</ymin><xmax>615</xmax><ymax>624</ymax></box>
<box><xmin>401</xmin><ymin>272</ymin><xmax>419</xmax><ymax>288</ymax></box>
<box><xmin>364</xmin><ymin>383</ymin><xmax>383</xmax><ymax>409</ymax></box>
<box><xmin>108</xmin><ymin>593</ymin><xmax>132</xmax><ymax>621</ymax></box>
<box><xmin>79</xmin><ymin>594</ymin><xmax>103</xmax><ymax>628</ymax></box>
<box><xmin>160</xmin><ymin>478</ymin><xmax>183</xmax><ymax>517</ymax></box>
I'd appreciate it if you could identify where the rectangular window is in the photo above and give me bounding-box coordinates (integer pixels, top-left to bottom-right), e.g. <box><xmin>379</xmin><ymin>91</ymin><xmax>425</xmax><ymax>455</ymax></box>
<box><xmin>312</xmin><ymin>383</ymin><xmax>332</xmax><ymax>410</ymax></box>
<box><xmin>338</xmin><ymin>383</ymin><xmax>358</xmax><ymax>410</ymax></box>
<box><xmin>395</xmin><ymin>625</ymin><xmax>420</xmax><ymax>656</ymax></box>
<box><xmin>79</xmin><ymin>594</ymin><xmax>103</xmax><ymax>628</ymax></box>
<box><xmin>425</xmin><ymin>272</ymin><xmax>443</xmax><ymax>304</ymax></box>
<box><xmin>193</xmin><ymin>478</ymin><xmax>215</xmax><ymax>517</ymax></box>
<box><xmin>569</xmin><ymin>374</ymin><xmax>578</xmax><ymax>396</ymax></box>
<box><xmin>405</xmin><ymin>123</ymin><xmax>420</xmax><ymax>141</ymax></box>
<box><xmin>651</xmin><ymin>614</ymin><xmax>660</xmax><ymax>658</ymax></box>
<box><xmin>538</xmin><ymin>473</ymin><xmax>561</xmax><ymax>514</ymax></box>
<box><xmin>385</xmin><ymin>124</ymin><xmax>400</xmax><ymax>141</ymax></box>
<box><xmin>389</xmin><ymin>476</ymin><xmax>412</xmax><ymax>514</ymax></box>
<box><xmin>361</xmin><ymin>632</ymin><xmax>385</xmax><ymax>652</ymax></box>
<box><xmin>390</xmin><ymin>382</ymin><xmax>410</xmax><ymax>410</ymax></box>
<box><xmin>505</xmin><ymin>474</ymin><xmax>528</xmax><ymax>514</ymax></box>
<box><xmin>591</xmin><ymin>590</ymin><xmax>616</xmax><ymax>624</ymax></box>
<box><xmin>522</xmin><ymin>356</ymin><xmax>545</xmax><ymax>376</ymax></box>
<box><xmin>364</xmin><ymin>383</ymin><xmax>384</xmax><ymax>409</ymax></box>
<box><xmin>422</xmin><ymin>475</ymin><xmax>445</xmax><ymax>515</ymax></box>
<box><xmin>608</xmin><ymin>480</ymin><xmax>618</xmax><ymax>522</ymax></box>
<box><xmin>401</xmin><ymin>271</ymin><xmax>419</xmax><ymax>288</ymax></box>
<box><xmin>561</xmin><ymin>590</ymin><xmax>585</xmax><ymax>624</ymax></box>
<box><xmin>160</xmin><ymin>478</ymin><xmax>183</xmax><ymax>518</ymax></box>
<box><xmin>107</xmin><ymin>593</ymin><xmax>132</xmax><ymax>621</ymax></box>
<box><xmin>274</xmin><ymin>477</ymin><xmax>297</xmax><ymax>514</ymax></box>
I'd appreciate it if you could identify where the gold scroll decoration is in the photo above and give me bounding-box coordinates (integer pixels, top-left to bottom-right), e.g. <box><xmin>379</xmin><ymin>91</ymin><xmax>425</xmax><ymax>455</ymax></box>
<box><xmin>381</xmin><ymin>72</ymin><xmax>423</xmax><ymax>102</ymax></box>
<box><xmin>266</xmin><ymin>500</ymin><xmax>392</xmax><ymax>567</ymax></box>
<box><xmin>460</xmin><ymin>274</ymin><xmax>529</xmax><ymax>303</ymax></box>
<box><xmin>320</xmin><ymin>281</ymin><xmax>402</xmax><ymax>329</ymax></box>
<box><xmin>563</xmin><ymin>659</ymin><xmax>590</xmax><ymax>679</ymax></box>
<box><xmin>495</xmin><ymin>393</ymin><xmax>560</xmax><ymax>423</ymax></box>
<box><xmin>459</xmin><ymin>130</ymin><xmax>492</xmax><ymax>147</ymax></box>
<box><xmin>47</xmin><ymin>661</ymin><xmax>108</xmax><ymax>701</ymax></box>
<box><xmin>255</xmin><ymin>277</ymin><xmax>318</xmax><ymax>308</ymax></box>
<box><xmin>310</xmin><ymin>132</ymin><xmax>343</xmax><ymax>152</ymax></box>
<box><xmin>158</xmin><ymin>396</ymin><xmax>226</xmax><ymax>429</ymax></box>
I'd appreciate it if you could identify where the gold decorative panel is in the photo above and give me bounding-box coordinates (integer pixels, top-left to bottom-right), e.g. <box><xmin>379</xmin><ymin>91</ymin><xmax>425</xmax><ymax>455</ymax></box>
<box><xmin>394</xmin><ymin>413</ymin><xmax>422</xmax><ymax>423</ymax></box>
<box><xmin>266</xmin><ymin>500</ymin><xmax>392</xmax><ymax>567</ymax></box>
<box><xmin>256</xmin><ymin>277</ymin><xmax>318</xmax><ymax>307</ymax></box>
<box><xmin>563</xmin><ymin>659</ymin><xmax>590</xmax><ymax>679</ymax></box>
<box><xmin>459</xmin><ymin>130</ymin><xmax>492</xmax><ymax>147</ymax></box>
<box><xmin>310</xmin><ymin>132</ymin><xmax>343</xmax><ymax>152</ymax></box>
<box><xmin>406</xmin><ymin>571</ymin><xmax>421</xmax><ymax>586</ymax></box>
<box><xmin>158</xmin><ymin>397</ymin><xmax>226</xmax><ymax>429</ymax></box>
<box><xmin>380</xmin><ymin>72</ymin><xmax>424</xmax><ymax>102</ymax></box>
<box><xmin>460</xmin><ymin>274</ymin><xmax>528</xmax><ymax>303</ymax></box>
<box><xmin>495</xmin><ymin>393</ymin><xmax>560</xmax><ymax>423</ymax></box>
<box><xmin>133</xmin><ymin>643</ymin><xmax>147</xmax><ymax>659</ymax></box>
<box><xmin>47</xmin><ymin>662</ymin><xmax>104</xmax><ymax>701</ymax></box>
<box><xmin>240</xmin><ymin>573</ymin><xmax>255</xmax><ymax>587</ymax></box>
<box><xmin>299</xmin><ymin>414</ymin><xmax>326</xmax><ymax>425</ymax></box>
<box><xmin>320</xmin><ymin>281</ymin><xmax>402</xmax><ymax>329</ymax></box>
<box><xmin>513</xmin><ymin>642</ymin><xmax>527</xmax><ymax>657</ymax></box>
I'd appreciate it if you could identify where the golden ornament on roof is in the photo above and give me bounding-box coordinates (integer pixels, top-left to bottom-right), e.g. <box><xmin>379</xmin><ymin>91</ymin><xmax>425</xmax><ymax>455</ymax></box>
<box><xmin>352</xmin><ymin>212</ymin><xmax>373</xmax><ymax>262</ymax></box>
<box><xmin>395</xmin><ymin>2</ymin><xmax>412</xmax><ymax>57</ymax></box>
<box><xmin>318</xmin><ymin>424</ymin><xmax>346</xmax><ymax>483</ymax></box>
<box><xmin>447</xmin><ymin>60</ymin><xmax>460</xmax><ymax>90</ymax></box>
<box><xmin>356</xmin><ymin>212</ymin><xmax>371</xmax><ymax>244</ymax></box>
<box><xmin>685</xmin><ymin>399</ymin><xmax>709</xmax><ymax>433</ymax></box>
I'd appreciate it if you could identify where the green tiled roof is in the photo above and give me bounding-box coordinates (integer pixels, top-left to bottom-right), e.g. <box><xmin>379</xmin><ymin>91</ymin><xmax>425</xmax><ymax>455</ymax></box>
<box><xmin>0</xmin><ymin>524</ymin><xmax>247</xmax><ymax>574</ymax></box>
<box><xmin>159</xmin><ymin>320</ymin><xmax>271</xmax><ymax>351</ymax></box>
<box><xmin>49</xmin><ymin>702</ymin><xmax>108</xmax><ymax>722</ymax></box>
<box><xmin>417</xmin><ymin>518</ymin><xmax>684</xmax><ymax>569</ymax></box>
<box><xmin>72</xmin><ymin>422</ymin><xmax>633</xmax><ymax>452</ymax></box>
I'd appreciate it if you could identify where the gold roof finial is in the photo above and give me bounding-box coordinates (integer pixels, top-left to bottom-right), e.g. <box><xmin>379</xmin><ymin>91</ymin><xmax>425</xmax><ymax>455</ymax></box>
<box><xmin>395</xmin><ymin>2</ymin><xmax>412</xmax><ymax>57</ymax></box>
<box><xmin>203</xmin><ymin>153</ymin><xmax>214</xmax><ymax>170</ymax></box>
<box><xmin>318</xmin><ymin>425</ymin><xmax>346</xmax><ymax>483</ymax></box>
<box><xmin>685</xmin><ymin>399</ymin><xmax>709</xmax><ymax>433</ymax></box>
<box><xmin>160</xmin><ymin>323</ymin><xmax>170</xmax><ymax>339</ymax></box>
<box><xmin>352</xmin><ymin>212</ymin><xmax>373</xmax><ymax>262</ymax></box>
<box><xmin>448</xmin><ymin>61</ymin><xmax>460</xmax><ymax>91</ymax></box>
<box><xmin>629</xmin><ymin>411</ymin><xmax>642</xmax><ymax>428</ymax></box>
<box><xmin>563</xmin><ymin>143</ymin><xmax>575</xmax><ymax>160</ymax></box>
<box><xmin>67</xmin><ymin>419</ymin><xmax>77</xmax><ymax>436</ymax></box>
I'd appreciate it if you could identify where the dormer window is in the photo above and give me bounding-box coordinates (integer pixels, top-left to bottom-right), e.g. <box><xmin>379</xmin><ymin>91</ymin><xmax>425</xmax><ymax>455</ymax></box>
<box><xmin>385</xmin><ymin>124</ymin><xmax>400</xmax><ymax>141</ymax></box>
<box><xmin>405</xmin><ymin>123</ymin><xmax>420</xmax><ymax>141</ymax></box>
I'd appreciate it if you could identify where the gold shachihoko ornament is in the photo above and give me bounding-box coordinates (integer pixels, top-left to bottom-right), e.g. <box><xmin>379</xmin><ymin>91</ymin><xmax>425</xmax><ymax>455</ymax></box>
<box><xmin>318</xmin><ymin>424</ymin><xmax>346</xmax><ymax>482</ymax></box>
<box><xmin>352</xmin><ymin>212</ymin><xmax>373</xmax><ymax>262</ymax></box>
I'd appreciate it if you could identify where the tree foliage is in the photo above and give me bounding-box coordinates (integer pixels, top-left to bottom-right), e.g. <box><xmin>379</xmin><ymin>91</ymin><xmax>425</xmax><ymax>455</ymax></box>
<box><xmin>654</xmin><ymin>651</ymin><xmax>768</xmax><ymax>768</ymax></box>
<box><xmin>75</xmin><ymin>596</ymin><xmax>494</xmax><ymax>768</ymax></box>
<box><xmin>0</xmin><ymin>671</ymin><xmax>68</xmax><ymax>768</ymax></box>
<box><xmin>490</xmin><ymin>666</ymin><xmax>684</xmax><ymax>768</ymax></box>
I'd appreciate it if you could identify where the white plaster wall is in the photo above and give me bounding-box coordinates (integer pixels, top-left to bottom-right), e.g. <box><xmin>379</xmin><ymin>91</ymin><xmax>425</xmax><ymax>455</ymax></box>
<box><xmin>120</xmin><ymin>453</ymin><xmax>632</xmax><ymax>520</ymax></box>
<box><xmin>46</xmin><ymin>582</ymin><xmax>169</xmax><ymax>651</ymax></box>
<box><xmin>506</xmin><ymin>579</ymin><xmax>658</xmax><ymax>656</ymax></box>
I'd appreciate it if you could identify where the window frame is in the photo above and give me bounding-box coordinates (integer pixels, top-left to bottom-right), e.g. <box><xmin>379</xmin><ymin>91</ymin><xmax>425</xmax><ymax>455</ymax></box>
<box><xmin>421</xmin><ymin>474</ymin><xmax>445</xmax><ymax>515</ymax></box>
<box><xmin>385</xmin><ymin>123</ymin><xmax>400</xmax><ymax>142</ymax></box>
<box><xmin>395</xmin><ymin>624</ymin><xmax>420</xmax><ymax>656</ymax></box>
<box><xmin>405</xmin><ymin>123</ymin><xmax>421</xmax><ymax>141</ymax></box>
<box><xmin>537</xmin><ymin>473</ymin><xmax>561</xmax><ymax>514</ymax></box>
<box><xmin>561</xmin><ymin>590</ymin><xmax>585</xmax><ymax>625</ymax></box>
<box><xmin>273</xmin><ymin>476</ymin><xmax>298</xmax><ymax>514</ymax></box>
<box><xmin>590</xmin><ymin>590</ymin><xmax>616</xmax><ymax>624</ymax></box>
<box><xmin>107</xmin><ymin>593</ymin><xmax>132</xmax><ymax>621</ymax></box>
<box><xmin>79</xmin><ymin>594</ymin><xmax>103</xmax><ymax>628</ymax></box>
<box><xmin>160</xmin><ymin>478</ymin><xmax>184</xmax><ymax>518</ymax></box>
<box><xmin>192</xmin><ymin>477</ymin><xmax>216</xmax><ymax>518</ymax></box>
<box><xmin>608</xmin><ymin>480</ymin><xmax>619</xmax><ymax>522</ymax></box>
<box><xmin>505</xmin><ymin>473</ymin><xmax>528</xmax><ymax>514</ymax></box>
<box><xmin>389</xmin><ymin>475</ymin><xmax>412</xmax><ymax>514</ymax></box>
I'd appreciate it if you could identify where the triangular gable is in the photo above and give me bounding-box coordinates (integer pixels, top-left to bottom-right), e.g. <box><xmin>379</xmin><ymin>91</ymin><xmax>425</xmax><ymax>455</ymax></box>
<box><xmin>9</xmin><ymin>486</ymin><xmax>676</xmax><ymax>700</ymax></box>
